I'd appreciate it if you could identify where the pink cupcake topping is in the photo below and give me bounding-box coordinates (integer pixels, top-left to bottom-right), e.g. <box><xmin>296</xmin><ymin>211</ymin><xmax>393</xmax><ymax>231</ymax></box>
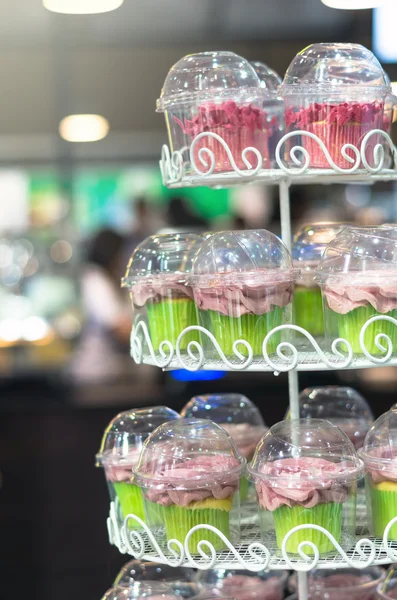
<box><xmin>131</xmin><ymin>274</ymin><xmax>194</xmax><ymax>307</ymax></box>
<box><xmin>286</xmin><ymin>101</ymin><xmax>383</xmax><ymax>129</ymax></box>
<box><xmin>219</xmin><ymin>574</ymin><xmax>283</xmax><ymax>600</ymax></box>
<box><xmin>322</xmin><ymin>272</ymin><xmax>397</xmax><ymax>315</ymax></box>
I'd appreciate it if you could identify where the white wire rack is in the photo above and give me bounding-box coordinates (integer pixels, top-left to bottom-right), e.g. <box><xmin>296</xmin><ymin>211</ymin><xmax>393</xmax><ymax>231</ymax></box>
<box><xmin>107</xmin><ymin>498</ymin><xmax>397</xmax><ymax>572</ymax></box>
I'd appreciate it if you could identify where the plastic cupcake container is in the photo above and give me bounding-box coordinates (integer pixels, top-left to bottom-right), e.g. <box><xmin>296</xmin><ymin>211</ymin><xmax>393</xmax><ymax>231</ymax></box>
<box><xmin>196</xmin><ymin>568</ymin><xmax>288</xmax><ymax>600</ymax></box>
<box><xmin>280</xmin><ymin>43</ymin><xmax>390</xmax><ymax>169</ymax></box>
<box><xmin>101</xmin><ymin>583</ymin><xmax>183</xmax><ymax>600</ymax></box>
<box><xmin>248</xmin><ymin>419</ymin><xmax>363</xmax><ymax>555</ymax></box>
<box><xmin>377</xmin><ymin>565</ymin><xmax>397</xmax><ymax>599</ymax></box>
<box><xmin>292</xmin><ymin>223</ymin><xmax>348</xmax><ymax>336</ymax></box>
<box><xmin>316</xmin><ymin>226</ymin><xmax>397</xmax><ymax>356</ymax></box>
<box><xmin>291</xmin><ymin>386</ymin><xmax>374</xmax><ymax>449</ymax></box>
<box><xmin>251</xmin><ymin>61</ymin><xmax>284</xmax><ymax>166</ymax></box>
<box><xmin>190</xmin><ymin>230</ymin><xmax>297</xmax><ymax>358</ymax></box>
<box><xmin>360</xmin><ymin>405</ymin><xmax>397</xmax><ymax>540</ymax></box>
<box><xmin>122</xmin><ymin>233</ymin><xmax>204</xmax><ymax>353</ymax></box>
<box><xmin>96</xmin><ymin>406</ymin><xmax>180</xmax><ymax>527</ymax></box>
<box><xmin>157</xmin><ymin>52</ymin><xmax>268</xmax><ymax>175</ymax></box>
<box><xmin>181</xmin><ymin>393</ymin><xmax>267</xmax><ymax>500</ymax></box>
<box><xmin>114</xmin><ymin>561</ymin><xmax>199</xmax><ymax>599</ymax></box>
<box><xmin>134</xmin><ymin>418</ymin><xmax>246</xmax><ymax>553</ymax></box>
<box><xmin>288</xmin><ymin>567</ymin><xmax>385</xmax><ymax>599</ymax></box>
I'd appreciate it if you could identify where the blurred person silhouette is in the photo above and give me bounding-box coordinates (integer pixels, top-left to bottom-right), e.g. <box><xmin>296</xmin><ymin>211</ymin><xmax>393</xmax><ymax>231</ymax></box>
<box><xmin>166</xmin><ymin>196</ymin><xmax>208</xmax><ymax>230</ymax></box>
<box><xmin>70</xmin><ymin>228</ymin><xmax>132</xmax><ymax>382</ymax></box>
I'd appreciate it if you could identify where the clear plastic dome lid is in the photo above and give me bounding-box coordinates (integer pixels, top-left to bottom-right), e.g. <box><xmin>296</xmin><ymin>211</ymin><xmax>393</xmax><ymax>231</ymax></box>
<box><xmin>134</xmin><ymin>418</ymin><xmax>246</xmax><ymax>490</ymax></box>
<box><xmin>280</xmin><ymin>43</ymin><xmax>390</xmax><ymax>96</ymax></box>
<box><xmin>114</xmin><ymin>561</ymin><xmax>199</xmax><ymax>599</ymax></box>
<box><xmin>191</xmin><ymin>229</ymin><xmax>296</xmax><ymax>285</ymax></box>
<box><xmin>289</xmin><ymin>567</ymin><xmax>385</xmax><ymax>598</ymax></box>
<box><xmin>315</xmin><ymin>226</ymin><xmax>397</xmax><ymax>285</ymax></box>
<box><xmin>180</xmin><ymin>394</ymin><xmax>266</xmax><ymax>458</ymax></box>
<box><xmin>122</xmin><ymin>233</ymin><xmax>204</xmax><ymax>287</ymax></box>
<box><xmin>248</xmin><ymin>419</ymin><xmax>363</xmax><ymax>487</ymax></box>
<box><xmin>378</xmin><ymin>566</ymin><xmax>397</xmax><ymax>600</ymax></box>
<box><xmin>250</xmin><ymin>61</ymin><xmax>282</xmax><ymax>97</ymax></box>
<box><xmin>287</xmin><ymin>386</ymin><xmax>373</xmax><ymax>449</ymax></box>
<box><xmin>102</xmin><ymin>583</ymin><xmax>183</xmax><ymax>600</ymax></box>
<box><xmin>360</xmin><ymin>404</ymin><xmax>397</xmax><ymax>474</ymax></box>
<box><xmin>96</xmin><ymin>406</ymin><xmax>180</xmax><ymax>467</ymax></box>
<box><xmin>157</xmin><ymin>51</ymin><xmax>263</xmax><ymax>112</ymax></box>
<box><xmin>196</xmin><ymin>569</ymin><xmax>288</xmax><ymax>598</ymax></box>
<box><xmin>292</xmin><ymin>223</ymin><xmax>349</xmax><ymax>267</ymax></box>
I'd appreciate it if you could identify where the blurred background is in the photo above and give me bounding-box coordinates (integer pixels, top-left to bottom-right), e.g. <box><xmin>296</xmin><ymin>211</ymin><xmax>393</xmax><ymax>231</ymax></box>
<box><xmin>1</xmin><ymin>1</ymin><xmax>397</xmax><ymax>599</ymax></box>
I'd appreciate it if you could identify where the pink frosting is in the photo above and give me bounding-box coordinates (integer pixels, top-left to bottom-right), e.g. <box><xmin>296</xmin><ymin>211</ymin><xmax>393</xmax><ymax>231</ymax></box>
<box><xmin>255</xmin><ymin>457</ymin><xmax>351</xmax><ymax>511</ymax></box>
<box><xmin>215</xmin><ymin>575</ymin><xmax>284</xmax><ymax>600</ymax></box>
<box><xmin>193</xmin><ymin>272</ymin><xmax>293</xmax><ymax>318</ymax></box>
<box><xmin>103</xmin><ymin>448</ymin><xmax>141</xmax><ymax>483</ymax></box>
<box><xmin>131</xmin><ymin>275</ymin><xmax>194</xmax><ymax>307</ymax></box>
<box><xmin>220</xmin><ymin>423</ymin><xmax>265</xmax><ymax>459</ymax></box>
<box><xmin>363</xmin><ymin>446</ymin><xmax>397</xmax><ymax>484</ymax></box>
<box><xmin>323</xmin><ymin>273</ymin><xmax>397</xmax><ymax>314</ymax></box>
<box><xmin>381</xmin><ymin>589</ymin><xmax>397</xmax><ymax>600</ymax></box>
<box><xmin>286</xmin><ymin>102</ymin><xmax>383</xmax><ymax>129</ymax></box>
<box><xmin>144</xmin><ymin>455</ymin><xmax>241</xmax><ymax>507</ymax></box>
<box><xmin>174</xmin><ymin>100</ymin><xmax>273</xmax><ymax>137</ymax></box>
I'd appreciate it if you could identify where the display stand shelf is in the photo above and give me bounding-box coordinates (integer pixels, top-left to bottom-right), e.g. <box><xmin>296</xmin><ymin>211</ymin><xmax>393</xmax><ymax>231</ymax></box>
<box><xmin>108</xmin><ymin>500</ymin><xmax>397</xmax><ymax>572</ymax></box>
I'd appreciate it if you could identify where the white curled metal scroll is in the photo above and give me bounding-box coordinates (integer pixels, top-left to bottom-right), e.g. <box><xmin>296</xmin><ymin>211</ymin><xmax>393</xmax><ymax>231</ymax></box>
<box><xmin>190</xmin><ymin>132</ymin><xmax>263</xmax><ymax>177</ymax></box>
<box><xmin>281</xmin><ymin>524</ymin><xmax>375</xmax><ymax>571</ymax></box>
<box><xmin>360</xmin><ymin>129</ymin><xmax>397</xmax><ymax>173</ymax></box>
<box><xmin>130</xmin><ymin>321</ymin><xmax>174</xmax><ymax>368</ymax></box>
<box><xmin>359</xmin><ymin>315</ymin><xmax>397</xmax><ymax>364</ymax></box>
<box><xmin>383</xmin><ymin>516</ymin><xmax>397</xmax><ymax>562</ymax></box>
<box><xmin>262</xmin><ymin>324</ymin><xmax>353</xmax><ymax>373</ymax></box>
<box><xmin>107</xmin><ymin>501</ymin><xmax>128</xmax><ymax>554</ymax></box>
<box><xmin>275</xmin><ymin>130</ymin><xmax>361</xmax><ymax>175</ymax></box>
<box><xmin>159</xmin><ymin>145</ymin><xmax>184</xmax><ymax>185</ymax></box>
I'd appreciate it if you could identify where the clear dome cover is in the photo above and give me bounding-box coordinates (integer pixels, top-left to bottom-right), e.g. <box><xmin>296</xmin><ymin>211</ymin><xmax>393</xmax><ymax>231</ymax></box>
<box><xmin>289</xmin><ymin>386</ymin><xmax>373</xmax><ymax>449</ymax></box>
<box><xmin>315</xmin><ymin>226</ymin><xmax>397</xmax><ymax>285</ymax></box>
<box><xmin>196</xmin><ymin>569</ymin><xmax>288</xmax><ymax>600</ymax></box>
<box><xmin>292</xmin><ymin>223</ymin><xmax>349</xmax><ymax>267</ymax></box>
<box><xmin>289</xmin><ymin>567</ymin><xmax>385</xmax><ymax>600</ymax></box>
<box><xmin>191</xmin><ymin>229</ymin><xmax>296</xmax><ymax>285</ymax></box>
<box><xmin>360</xmin><ymin>404</ymin><xmax>397</xmax><ymax>475</ymax></box>
<box><xmin>96</xmin><ymin>406</ymin><xmax>180</xmax><ymax>467</ymax></box>
<box><xmin>250</xmin><ymin>61</ymin><xmax>282</xmax><ymax>97</ymax></box>
<box><xmin>157</xmin><ymin>51</ymin><xmax>263</xmax><ymax>111</ymax></box>
<box><xmin>248</xmin><ymin>418</ymin><xmax>363</xmax><ymax>487</ymax></box>
<box><xmin>280</xmin><ymin>43</ymin><xmax>390</xmax><ymax>95</ymax></box>
<box><xmin>180</xmin><ymin>394</ymin><xmax>266</xmax><ymax>459</ymax></box>
<box><xmin>122</xmin><ymin>233</ymin><xmax>204</xmax><ymax>287</ymax></box>
<box><xmin>102</xmin><ymin>583</ymin><xmax>183</xmax><ymax>600</ymax></box>
<box><xmin>134</xmin><ymin>418</ymin><xmax>245</xmax><ymax>491</ymax></box>
<box><xmin>378</xmin><ymin>565</ymin><xmax>397</xmax><ymax>600</ymax></box>
<box><xmin>114</xmin><ymin>561</ymin><xmax>199</xmax><ymax>599</ymax></box>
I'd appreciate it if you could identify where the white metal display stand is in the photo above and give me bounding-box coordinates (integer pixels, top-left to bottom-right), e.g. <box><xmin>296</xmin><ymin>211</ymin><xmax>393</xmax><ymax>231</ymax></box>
<box><xmin>115</xmin><ymin>129</ymin><xmax>397</xmax><ymax>600</ymax></box>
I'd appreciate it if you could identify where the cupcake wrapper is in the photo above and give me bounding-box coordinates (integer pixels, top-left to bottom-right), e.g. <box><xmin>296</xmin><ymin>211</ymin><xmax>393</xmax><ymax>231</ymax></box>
<box><xmin>272</xmin><ymin>502</ymin><xmax>343</xmax><ymax>554</ymax></box>
<box><xmin>192</xmin><ymin>127</ymin><xmax>268</xmax><ymax>173</ymax></box>
<box><xmin>370</xmin><ymin>486</ymin><xmax>397</xmax><ymax>539</ymax></box>
<box><xmin>204</xmin><ymin>307</ymin><xmax>283</xmax><ymax>356</ymax></box>
<box><xmin>161</xmin><ymin>504</ymin><xmax>231</xmax><ymax>553</ymax></box>
<box><xmin>335</xmin><ymin>306</ymin><xmax>397</xmax><ymax>355</ymax></box>
<box><xmin>113</xmin><ymin>482</ymin><xmax>146</xmax><ymax>527</ymax></box>
<box><xmin>294</xmin><ymin>286</ymin><xmax>324</xmax><ymax>336</ymax></box>
<box><xmin>146</xmin><ymin>298</ymin><xmax>199</xmax><ymax>350</ymax></box>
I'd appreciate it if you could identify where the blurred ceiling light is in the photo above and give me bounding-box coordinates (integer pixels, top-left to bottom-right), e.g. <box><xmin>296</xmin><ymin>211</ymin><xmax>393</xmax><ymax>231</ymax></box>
<box><xmin>23</xmin><ymin>316</ymin><xmax>50</xmax><ymax>342</ymax></box>
<box><xmin>321</xmin><ymin>0</ymin><xmax>385</xmax><ymax>7</ymax></box>
<box><xmin>50</xmin><ymin>240</ymin><xmax>73</xmax><ymax>263</ymax></box>
<box><xmin>59</xmin><ymin>114</ymin><xmax>109</xmax><ymax>143</ymax></box>
<box><xmin>43</xmin><ymin>0</ymin><xmax>123</xmax><ymax>14</ymax></box>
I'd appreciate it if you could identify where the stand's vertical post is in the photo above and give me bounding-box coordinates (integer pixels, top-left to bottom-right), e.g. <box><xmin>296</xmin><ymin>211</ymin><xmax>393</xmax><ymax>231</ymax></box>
<box><xmin>279</xmin><ymin>180</ymin><xmax>300</xmax><ymax>418</ymax></box>
<box><xmin>298</xmin><ymin>571</ymin><xmax>309</xmax><ymax>600</ymax></box>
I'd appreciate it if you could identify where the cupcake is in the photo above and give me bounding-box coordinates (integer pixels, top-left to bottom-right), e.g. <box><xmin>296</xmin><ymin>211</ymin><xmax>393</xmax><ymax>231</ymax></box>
<box><xmin>190</xmin><ymin>230</ymin><xmax>297</xmax><ymax>358</ymax></box>
<box><xmin>181</xmin><ymin>393</ymin><xmax>267</xmax><ymax>500</ymax></box>
<box><xmin>101</xmin><ymin>583</ymin><xmax>183</xmax><ymax>600</ymax></box>
<box><xmin>114</xmin><ymin>561</ymin><xmax>200</xmax><ymax>600</ymax></box>
<box><xmin>96</xmin><ymin>406</ymin><xmax>180</xmax><ymax>527</ymax></box>
<box><xmin>134</xmin><ymin>418</ymin><xmax>245</xmax><ymax>553</ymax></box>
<box><xmin>286</xmin><ymin>386</ymin><xmax>374</xmax><ymax>450</ymax></box>
<box><xmin>157</xmin><ymin>52</ymin><xmax>267</xmax><ymax>175</ymax></box>
<box><xmin>280</xmin><ymin>43</ymin><xmax>390</xmax><ymax>169</ymax></box>
<box><xmin>250</xmin><ymin>61</ymin><xmax>284</xmax><ymax>167</ymax></box>
<box><xmin>378</xmin><ymin>565</ymin><xmax>397</xmax><ymax>600</ymax></box>
<box><xmin>360</xmin><ymin>405</ymin><xmax>397</xmax><ymax>539</ymax></box>
<box><xmin>316</xmin><ymin>226</ymin><xmax>397</xmax><ymax>356</ymax></box>
<box><xmin>196</xmin><ymin>569</ymin><xmax>288</xmax><ymax>600</ymax></box>
<box><xmin>122</xmin><ymin>233</ymin><xmax>204</xmax><ymax>353</ymax></box>
<box><xmin>248</xmin><ymin>419</ymin><xmax>363</xmax><ymax>555</ymax></box>
<box><xmin>288</xmin><ymin>567</ymin><xmax>385</xmax><ymax>600</ymax></box>
<box><xmin>292</xmin><ymin>223</ymin><xmax>349</xmax><ymax>337</ymax></box>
